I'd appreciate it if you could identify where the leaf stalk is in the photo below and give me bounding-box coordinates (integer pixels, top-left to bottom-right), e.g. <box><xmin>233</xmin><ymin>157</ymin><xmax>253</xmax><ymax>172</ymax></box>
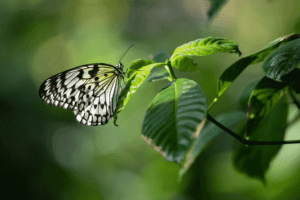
<box><xmin>166</xmin><ymin>60</ymin><xmax>177</xmax><ymax>81</ymax></box>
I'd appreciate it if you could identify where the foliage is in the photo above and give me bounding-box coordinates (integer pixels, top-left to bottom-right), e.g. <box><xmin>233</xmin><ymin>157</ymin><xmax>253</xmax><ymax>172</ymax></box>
<box><xmin>233</xmin><ymin>96</ymin><xmax>288</xmax><ymax>182</ymax></box>
<box><xmin>117</xmin><ymin>34</ymin><xmax>300</xmax><ymax>183</ymax></box>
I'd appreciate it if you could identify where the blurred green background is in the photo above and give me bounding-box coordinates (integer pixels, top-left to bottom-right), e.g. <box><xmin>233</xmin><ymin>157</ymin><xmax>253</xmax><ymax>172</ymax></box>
<box><xmin>1</xmin><ymin>0</ymin><xmax>300</xmax><ymax>199</ymax></box>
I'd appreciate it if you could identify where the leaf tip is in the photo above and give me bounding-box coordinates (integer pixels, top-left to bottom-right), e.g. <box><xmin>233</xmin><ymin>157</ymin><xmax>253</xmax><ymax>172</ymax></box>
<box><xmin>236</xmin><ymin>47</ymin><xmax>242</xmax><ymax>57</ymax></box>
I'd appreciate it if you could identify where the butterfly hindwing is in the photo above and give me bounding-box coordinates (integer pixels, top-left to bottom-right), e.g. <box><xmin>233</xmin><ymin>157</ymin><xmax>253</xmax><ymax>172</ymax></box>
<box><xmin>39</xmin><ymin>63</ymin><xmax>124</xmax><ymax>126</ymax></box>
<box><xmin>73</xmin><ymin>75</ymin><xmax>120</xmax><ymax>125</ymax></box>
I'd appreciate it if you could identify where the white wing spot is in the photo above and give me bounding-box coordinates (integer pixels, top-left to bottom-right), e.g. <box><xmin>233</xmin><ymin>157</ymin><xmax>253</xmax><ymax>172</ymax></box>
<box><xmin>63</xmin><ymin>103</ymin><xmax>69</xmax><ymax>109</ymax></box>
<box><xmin>99</xmin><ymin>94</ymin><xmax>105</xmax><ymax>104</ymax></box>
<box><xmin>67</xmin><ymin>77</ymin><xmax>79</xmax><ymax>88</ymax></box>
<box><xmin>65</xmin><ymin>71</ymin><xmax>79</xmax><ymax>79</ymax></box>
<box><xmin>75</xmin><ymin>79</ymin><xmax>86</xmax><ymax>89</ymax></box>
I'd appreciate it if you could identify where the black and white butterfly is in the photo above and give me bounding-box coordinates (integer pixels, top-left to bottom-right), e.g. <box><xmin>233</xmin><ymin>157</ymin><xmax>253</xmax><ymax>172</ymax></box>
<box><xmin>39</xmin><ymin>46</ymin><xmax>132</xmax><ymax>126</ymax></box>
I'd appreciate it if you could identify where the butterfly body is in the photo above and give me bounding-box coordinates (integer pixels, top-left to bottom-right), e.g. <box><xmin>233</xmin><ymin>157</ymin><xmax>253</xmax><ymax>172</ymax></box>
<box><xmin>39</xmin><ymin>62</ymin><xmax>125</xmax><ymax>126</ymax></box>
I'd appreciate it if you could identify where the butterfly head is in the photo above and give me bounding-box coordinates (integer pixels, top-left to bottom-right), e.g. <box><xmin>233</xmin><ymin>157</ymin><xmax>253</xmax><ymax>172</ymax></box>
<box><xmin>116</xmin><ymin>45</ymin><xmax>133</xmax><ymax>74</ymax></box>
<box><xmin>116</xmin><ymin>62</ymin><xmax>124</xmax><ymax>69</ymax></box>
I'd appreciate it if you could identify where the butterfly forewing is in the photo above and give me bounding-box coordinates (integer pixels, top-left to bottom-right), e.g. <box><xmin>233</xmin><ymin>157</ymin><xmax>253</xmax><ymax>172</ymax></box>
<box><xmin>39</xmin><ymin>63</ymin><xmax>124</xmax><ymax>126</ymax></box>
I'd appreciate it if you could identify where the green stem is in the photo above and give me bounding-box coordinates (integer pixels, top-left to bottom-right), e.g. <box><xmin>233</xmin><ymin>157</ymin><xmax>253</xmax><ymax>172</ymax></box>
<box><xmin>207</xmin><ymin>113</ymin><xmax>300</xmax><ymax>145</ymax></box>
<box><xmin>165</xmin><ymin>60</ymin><xmax>177</xmax><ymax>81</ymax></box>
<box><xmin>208</xmin><ymin>97</ymin><xmax>218</xmax><ymax>110</ymax></box>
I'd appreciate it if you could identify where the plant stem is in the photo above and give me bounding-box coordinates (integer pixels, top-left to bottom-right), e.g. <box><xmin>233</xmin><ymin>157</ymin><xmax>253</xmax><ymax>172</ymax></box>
<box><xmin>208</xmin><ymin>97</ymin><xmax>218</xmax><ymax>110</ymax></box>
<box><xmin>207</xmin><ymin>113</ymin><xmax>300</xmax><ymax>145</ymax></box>
<box><xmin>165</xmin><ymin>60</ymin><xmax>177</xmax><ymax>81</ymax></box>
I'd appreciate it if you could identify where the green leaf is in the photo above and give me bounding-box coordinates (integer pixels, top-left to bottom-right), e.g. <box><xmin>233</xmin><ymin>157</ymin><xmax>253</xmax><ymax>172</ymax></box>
<box><xmin>179</xmin><ymin>111</ymin><xmax>245</xmax><ymax>178</ymax></box>
<box><xmin>142</xmin><ymin>78</ymin><xmax>207</xmax><ymax>164</ymax></box>
<box><xmin>246</xmin><ymin>76</ymin><xmax>298</xmax><ymax>136</ymax></box>
<box><xmin>117</xmin><ymin>63</ymin><xmax>165</xmax><ymax>113</ymax></box>
<box><xmin>126</xmin><ymin>59</ymin><xmax>156</xmax><ymax>78</ymax></box>
<box><xmin>170</xmin><ymin>55</ymin><xmax>199</xmax><ymax>72</ymax></box>
<box><xmin>207</xmin><ymin>0</ymin><xmax>227</xmax><ymax>22</ymax></box>
<box><xmin>216</xmin><ymin>33</ymin><xmax>300</xmax><ymax>101</ymax></box>
<box><xmin>237</xmin><ymin>80</ymin><xmax>260</xmax><ymax>111</ymax></box>
<box><xmin>262</xmin><ymin>38</ymin><xmax>300</xmax><ymax>82</ymax></box>
<box><xmin>147</xmin><ymin>50</ymin><xmax>170</xmax><ymax>82</ymax></box>
<box><xmin>170</xmin><ymin>37</ymin><xmax>241</xmax><ymax>60</ymax></box>
<box><xmin>233</xmin><ymin>96</ymin><xmax>288</xmax><ymax>183</ymax></box>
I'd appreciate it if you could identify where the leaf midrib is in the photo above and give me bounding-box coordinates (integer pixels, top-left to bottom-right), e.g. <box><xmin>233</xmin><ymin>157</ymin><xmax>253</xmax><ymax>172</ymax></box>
<box><xmin>174</xmin><ymin>81</ymin><xmax>178</xmax><ymax>151</ymax></box>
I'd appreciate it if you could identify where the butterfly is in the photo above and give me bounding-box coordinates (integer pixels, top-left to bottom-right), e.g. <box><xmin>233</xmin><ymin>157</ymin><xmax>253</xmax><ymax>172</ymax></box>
<box><xmin>39</xmin><ymin>46</ymin><xmax>132</xmax><ymax>126</ymax></box>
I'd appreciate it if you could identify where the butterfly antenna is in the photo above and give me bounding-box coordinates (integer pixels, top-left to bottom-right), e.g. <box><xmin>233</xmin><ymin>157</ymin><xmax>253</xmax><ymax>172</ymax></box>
<box><xmin>119</xmin><ymin>44</ymin><xmax>134</xmax><ymax>63</ymax></box>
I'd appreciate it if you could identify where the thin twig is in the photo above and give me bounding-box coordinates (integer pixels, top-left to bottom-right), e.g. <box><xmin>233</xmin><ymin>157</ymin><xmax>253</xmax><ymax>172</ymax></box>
<box><xmin>207</xmin><ymin>113</ymin><xmax>300</xmax><ymax>145</ymax></box>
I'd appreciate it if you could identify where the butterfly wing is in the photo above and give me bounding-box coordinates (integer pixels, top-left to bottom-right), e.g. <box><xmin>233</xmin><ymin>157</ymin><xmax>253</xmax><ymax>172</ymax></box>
<box><xmin>73</xmin><ymin>74</ymin><xmax>121</xmax><ymax>125</ymax></box>
<box><xmin>39</xmin><ymin>63</ymin><xmax>122</xmax><ymax>126</ymax></box>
